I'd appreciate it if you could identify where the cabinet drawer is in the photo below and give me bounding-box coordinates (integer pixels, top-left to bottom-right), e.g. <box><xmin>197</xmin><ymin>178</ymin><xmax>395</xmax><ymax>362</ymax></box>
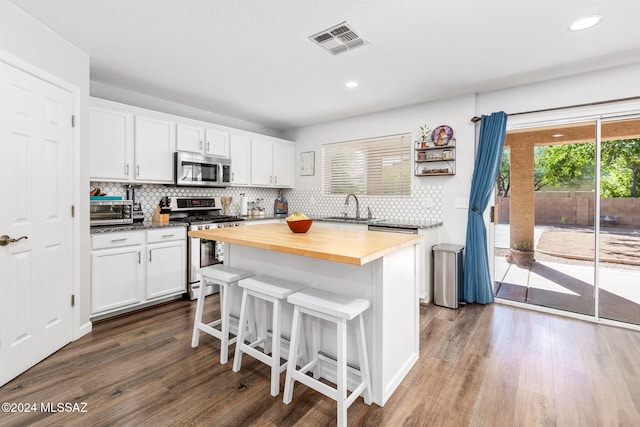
<box><xmin>92</xmin><ymin>231</ymin><xmax>145</xmax><ymax>249</ymax></box>
<box><xmin>146</xmin><ymin>227</ymin><xmax>186</xmax><ymax>243</ymax></box>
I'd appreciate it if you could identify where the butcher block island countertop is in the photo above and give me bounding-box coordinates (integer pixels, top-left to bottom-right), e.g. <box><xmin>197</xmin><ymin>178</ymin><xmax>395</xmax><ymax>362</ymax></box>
<box><xmin>188</xmin><ymin>222</ymin><xmax>423</xmax><ymax>265</ymax></box>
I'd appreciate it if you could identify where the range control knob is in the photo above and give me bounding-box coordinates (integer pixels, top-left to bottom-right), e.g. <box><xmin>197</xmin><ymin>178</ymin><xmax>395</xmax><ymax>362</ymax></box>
<box><xmin>197</xmin><ymin>225</ymin><xmax>203</xmax><ymax>230</ymax></box>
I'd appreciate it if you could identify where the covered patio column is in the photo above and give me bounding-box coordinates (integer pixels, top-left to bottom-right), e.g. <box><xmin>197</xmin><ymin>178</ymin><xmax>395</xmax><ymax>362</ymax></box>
<box><xmin>509</xmin><ymin>141</ymin><xmax>535</xmax><ymax>249</ymax></box>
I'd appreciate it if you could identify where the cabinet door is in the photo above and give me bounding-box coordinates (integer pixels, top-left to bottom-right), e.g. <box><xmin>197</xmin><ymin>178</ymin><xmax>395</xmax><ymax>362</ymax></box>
<box><xmin>273</xmin><ymin>143</ymin><xmax>293</xmax><ymax>187</ymax></box>
<box><xmin>176</xmin><ymin>122</ymin><xmax>204</xmax><ymax>153</ymax></box>
<box><xmin>89</xmin><ymin>105</ymin><xmax>134</xmax><ymax>181</ymax></box>
<box><xmin>229</xmin><ymin>134</ymin><xmax>251</xmax><ymax>185</ymax></box>
<box><xmin>91</xmin><ymin>246</ymin><xmax>144</xmax><ymax>314</ymax></box>
<box><xmin>134</xmin><ymin>114</ymin><xmax>176</xmax><ymax>182</ymax></box>
<box><xmin>250</xmin><ymin>139</ymin><xmax>274</xmax><ymax>186</ymax></box>
<box><xmin>205</xmin><ymin>128</ymin><xmax>229</xmax><ymax>157</ymax></box>
<box><xmin>146</xmin><ymin>240</ymin><xmax>186</xmax><ymax>299</ymax></box>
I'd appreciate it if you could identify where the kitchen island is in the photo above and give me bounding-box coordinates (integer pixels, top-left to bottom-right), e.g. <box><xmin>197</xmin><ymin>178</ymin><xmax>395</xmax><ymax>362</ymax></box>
<box><xmin>189</xmin><ymin>223</ymin><xmax>423</xmax><ymax>406</ymax></box>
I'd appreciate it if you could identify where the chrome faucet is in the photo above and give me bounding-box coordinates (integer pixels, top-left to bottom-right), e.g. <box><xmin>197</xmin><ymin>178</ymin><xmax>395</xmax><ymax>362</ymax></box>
<box><xmin>345</xmin><ymin>193</ymin><xmax>360</xmax><ymax>219</ymax></box>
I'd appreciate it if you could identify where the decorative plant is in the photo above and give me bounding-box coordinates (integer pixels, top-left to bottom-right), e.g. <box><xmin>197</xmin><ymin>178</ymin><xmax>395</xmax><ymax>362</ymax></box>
<box><xmin>418</xmin><ymin>125</ymin><xmax>431</xmax><ymax>141</ymax></box>
<box><xmin>511</xmin><ymin>241</ymin><xmax>533</xmax><ymax>252</ymax></box>
<box><xmin>560</xmin><ymin>216</ymin><xmax>568</xmax><ymax>224</ymax></box>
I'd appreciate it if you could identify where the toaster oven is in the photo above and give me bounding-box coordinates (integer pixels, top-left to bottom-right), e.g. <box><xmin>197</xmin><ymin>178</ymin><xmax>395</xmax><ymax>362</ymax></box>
<box><xmin>90</xmin><ymin>200</ymin><xmax>133</xmax><ymax>226</ymax></box>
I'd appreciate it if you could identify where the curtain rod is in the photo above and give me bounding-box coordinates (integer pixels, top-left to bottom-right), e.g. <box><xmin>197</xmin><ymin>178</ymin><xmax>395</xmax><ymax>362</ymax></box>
<box><xmin>470</xmin><ymin>95</ymin><xmax>640</xmax><ymax>123</ymax></box>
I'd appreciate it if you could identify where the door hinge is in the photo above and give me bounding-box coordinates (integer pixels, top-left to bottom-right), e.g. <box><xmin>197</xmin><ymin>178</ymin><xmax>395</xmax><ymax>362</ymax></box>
<box><xmin>71</xmin><ymin>205</ymin><xmax>75</xmax><ymax>218</ymax></box>
<box><xmin>71</xmin><ymin>294</ymin><xmax>75</xmax><ymax>307</ymax></box>
<box><xmin>71</xmin><ymin>115</ymin><xmax>75</xmax><ymax>128</ymax></box>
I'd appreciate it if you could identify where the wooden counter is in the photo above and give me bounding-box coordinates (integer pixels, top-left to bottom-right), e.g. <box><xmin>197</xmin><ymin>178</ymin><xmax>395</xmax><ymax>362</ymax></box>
<box><xmin>188</xmin><ymin>223</ymin><xmax>423</xmax><ymax>265</ymax></box>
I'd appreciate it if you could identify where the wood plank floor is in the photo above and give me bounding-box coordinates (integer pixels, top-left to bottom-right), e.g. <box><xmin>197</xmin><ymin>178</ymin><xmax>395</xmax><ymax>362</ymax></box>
<box><xmin>2</xmin><ymin>297</ymin><xmax>640</xmax><ymax>426</ymax></box>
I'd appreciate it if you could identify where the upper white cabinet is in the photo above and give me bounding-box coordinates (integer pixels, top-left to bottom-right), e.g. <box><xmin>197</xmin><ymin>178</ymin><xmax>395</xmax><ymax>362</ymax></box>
<box><xmin>90</xmin><ymin>99</ymin><xmax>174</xmax><ymax>184</ymax></box>
<box><xmin>273</xmin><ymin>142</ymin><xmax>293</xmax><ymax>187</ymax></box>
<box><xmin>176</xmin><ymin>121</ymin><xmax>229</xmax><ymax>157</ymax></box>
<box><xmin>229</xmin><ymin>134</ymin><xmax>251</xmax><ymax>185</ymax></box>
<box><xmin>89</xmin><ymin>97</ymin><xmax>294</xmax><ymax>187</ymax></box>
<box><xmin>134</xmin><ymin>114</ymin><xmax>175</xmax><ymax>183</ymax></box>
<box><xmin>89</xmin><ymin>104</ymin><xmax>134</xmax><ymax>181</ymax></box>
<box><xmin>251</xmin><ymin>139</ymin><xmax>293</xmax><ymax>187</ymax></box>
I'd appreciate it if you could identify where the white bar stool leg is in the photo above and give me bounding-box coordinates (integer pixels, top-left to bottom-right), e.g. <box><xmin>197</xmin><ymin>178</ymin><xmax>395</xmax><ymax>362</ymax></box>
<box><xmin>270</xmin><ymin>298</ymin><xmax>282</xmax><ymax>397</ymax></box>
<box><xmin>336</xmin><ymin>318</ymin><xmax>348</xmax><ymax>427</ymax></box>
<box><xmin>191</xmin><ymin>284</ymin><xmax>206</xmax><ymax>348</ymax></box>
<box><xmin>232</xmin><ymin>289</ymin><xmax>249</xmax><ymax>372</ymax></box>
<box><xmin>219</xmin><ymin>284</ymin><xmax>230</xmax><ymax>364</ymax></box>
<box><xmin>356</xmin><ymin>314</ymin><xmax>373</xmax><ymax>405</ymax></box>
<box><xmin>283</xmin><ymin>305</ymin><xmax>301</xmax><ymax>404</ymax></box>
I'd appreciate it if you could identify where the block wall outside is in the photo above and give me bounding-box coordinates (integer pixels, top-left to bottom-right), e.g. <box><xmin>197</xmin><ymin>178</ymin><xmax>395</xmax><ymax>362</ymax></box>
<box><xmin>496</xmin><ymin>195</ymin><xmax>640</xmax><ymax>227</ymax></box>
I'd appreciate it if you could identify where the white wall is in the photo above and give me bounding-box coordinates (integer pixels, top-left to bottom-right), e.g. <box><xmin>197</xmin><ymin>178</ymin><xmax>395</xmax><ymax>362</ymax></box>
<box><xmin>91</xmin><ymin>81</ymin><xmax>283</xmax><ymax>139</ymax></box>
<box><xmin>476</xmin><ymin>62</ymin><xmax>640</xmax><ymax>118</ymax></box>
<box><xmin>284</xmin><ymin>94</ymin><xmax>477</xmax><ymax>245</ymax></box>
<box><xmin>0</xmin><ymin>0</ymin><xmax>91</xmax><ymax>338</ymax></box>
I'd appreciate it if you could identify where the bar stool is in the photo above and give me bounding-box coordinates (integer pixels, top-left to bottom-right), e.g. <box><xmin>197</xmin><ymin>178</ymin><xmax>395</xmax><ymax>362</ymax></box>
<box><xmin>283</xmin><ymin>287</ymin><xmax>372</xmax><ymax>427</ymax></box>
<box><xmin>232</xmin><ymin>274</ymin><xmax>305</xmax><ymax>397</ymax></box>
<box><xmin>191</xmin><ymin>265</ymin><xmax>254</xmax><ymax>364</ymax></box>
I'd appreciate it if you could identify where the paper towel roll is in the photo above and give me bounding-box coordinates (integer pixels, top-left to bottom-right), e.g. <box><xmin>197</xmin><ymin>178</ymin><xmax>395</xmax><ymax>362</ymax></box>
<box><xmin>240</xmin><ymin>195</ymin><xmax>248</xmax><ymax>216</ymax></box>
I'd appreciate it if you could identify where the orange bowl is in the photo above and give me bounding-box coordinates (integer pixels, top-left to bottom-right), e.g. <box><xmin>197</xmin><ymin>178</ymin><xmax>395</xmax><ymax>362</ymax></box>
<box><xmin>286</xmin><ymin>218</ymin><xmax>313</xmax><ymax>233</ymax></box>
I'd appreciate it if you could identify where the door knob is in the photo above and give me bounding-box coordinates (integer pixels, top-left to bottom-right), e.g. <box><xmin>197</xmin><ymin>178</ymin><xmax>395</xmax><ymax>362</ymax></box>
<box><xmin>0</xmin><ymin>235</ymin><xmax>28</xmax><ymax>246</ymax></box>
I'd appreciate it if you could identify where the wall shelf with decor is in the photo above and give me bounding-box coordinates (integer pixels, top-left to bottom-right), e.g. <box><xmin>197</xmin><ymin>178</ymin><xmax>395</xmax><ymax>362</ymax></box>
<box><xmin>414</xmin><ymin>141</ymin><xmax>456</xmax><ymax>176</ymax></box>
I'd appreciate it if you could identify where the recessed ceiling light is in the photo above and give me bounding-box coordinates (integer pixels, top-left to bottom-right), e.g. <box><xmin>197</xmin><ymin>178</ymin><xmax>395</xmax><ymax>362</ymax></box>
<box><xmin>345</xmin><ymin>81</ymin><xmax>359</xmax><ymax>88</ymax></box>
<box><xmin>570</xmin><ymin>15</ymin><xmax>602</xmax><ymax>31</ymax></box>
<box><xmin>552</xmin><ymin>133</ymin><xmax>564</xmax><ymax>138</ymax></box>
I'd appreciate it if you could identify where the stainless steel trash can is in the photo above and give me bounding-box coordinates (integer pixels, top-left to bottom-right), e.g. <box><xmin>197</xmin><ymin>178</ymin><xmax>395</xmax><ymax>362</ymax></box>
<box><xmin>432</xmin><ymin>244</ymin><xmax>464</xmax><ymax>309</ymax></box>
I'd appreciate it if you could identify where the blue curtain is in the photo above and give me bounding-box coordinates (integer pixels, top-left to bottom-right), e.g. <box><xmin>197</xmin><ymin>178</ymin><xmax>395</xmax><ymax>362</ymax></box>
<box><xmin>462</xmin><ymin>112</ymin><xmax>508</xmax><ymax>304</ymax></box>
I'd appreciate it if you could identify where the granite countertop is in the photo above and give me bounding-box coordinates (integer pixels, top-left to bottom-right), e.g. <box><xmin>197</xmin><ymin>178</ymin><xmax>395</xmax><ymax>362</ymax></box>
<box><xmin>90</xmin><ymin>221</ymin><xmax>187</xmax><ymax>234</ymax></box>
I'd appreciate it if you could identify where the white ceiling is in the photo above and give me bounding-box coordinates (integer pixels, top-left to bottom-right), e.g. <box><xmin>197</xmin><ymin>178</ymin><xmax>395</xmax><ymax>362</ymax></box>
<box><xmin>10</xmin><ymin>0</ymin><xmax>640</xmax><ymax>130</ymax></box>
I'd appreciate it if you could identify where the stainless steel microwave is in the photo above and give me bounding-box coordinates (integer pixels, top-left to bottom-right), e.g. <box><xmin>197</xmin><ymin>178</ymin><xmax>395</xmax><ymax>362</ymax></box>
<box><xmin>90</xmin><ymin>200</ymin><xmax>133</xmax><ymax>226</ymax></box>
<box><xmin>174</xmin><ymin>152</ymin><xmax>231</xmax><ymax>187</ymax></box>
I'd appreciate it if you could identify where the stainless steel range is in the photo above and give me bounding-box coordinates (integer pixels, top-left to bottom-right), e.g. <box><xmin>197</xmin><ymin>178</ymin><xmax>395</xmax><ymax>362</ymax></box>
<box><xmin>169</xmin><ymin>196</ymin><xmax>244</xmax><ymax>299</ymax></box>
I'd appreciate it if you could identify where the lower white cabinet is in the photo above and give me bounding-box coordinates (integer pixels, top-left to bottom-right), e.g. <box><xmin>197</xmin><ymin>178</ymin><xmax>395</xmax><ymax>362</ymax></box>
<box><xmin>91</xmin><ymin>227</ymin><xmax>186</xmax><ymax>318</ymax></box>
<box><xmin>145</xmin><ymin>228</ymin><xmax>187</xmax><ymax>299</ymax></box>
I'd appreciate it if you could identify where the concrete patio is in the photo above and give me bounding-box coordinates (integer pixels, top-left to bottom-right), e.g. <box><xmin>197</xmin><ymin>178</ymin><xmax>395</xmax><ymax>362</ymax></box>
<box><xmin>494</xmin><ymin>225</ymin><xmax>640</xmax><ymax>325</ymax></box>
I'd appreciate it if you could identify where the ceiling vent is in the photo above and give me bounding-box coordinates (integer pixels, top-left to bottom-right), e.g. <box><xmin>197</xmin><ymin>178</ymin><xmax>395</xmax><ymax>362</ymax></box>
<box><xmin>309</xmin><ymin>21</ymin><xmax>368</xmax><ymax>55</ymax></box>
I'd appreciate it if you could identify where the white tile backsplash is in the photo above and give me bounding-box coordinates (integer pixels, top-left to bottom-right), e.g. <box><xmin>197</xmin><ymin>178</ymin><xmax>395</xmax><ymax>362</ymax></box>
<box><xmin>90</xmin><ymin>182</ymin><xmax>281</xmax><ymax>221</ymax></box>
<box><xmin>282</xmin><ymin>186</ymin><xmax>444</xmax><ymax>222</ymax></box>
<box><xmin>90</xmin><ymin>183</ymin><xmax>444</xmax><ymax>223</ymax></box>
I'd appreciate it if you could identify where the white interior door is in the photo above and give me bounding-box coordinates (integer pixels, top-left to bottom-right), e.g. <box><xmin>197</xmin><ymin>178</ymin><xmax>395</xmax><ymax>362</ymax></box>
<box><xmin>0</xmin><ymin>61</ymin><xmax>74</xmax><ymax>386</ymax></box>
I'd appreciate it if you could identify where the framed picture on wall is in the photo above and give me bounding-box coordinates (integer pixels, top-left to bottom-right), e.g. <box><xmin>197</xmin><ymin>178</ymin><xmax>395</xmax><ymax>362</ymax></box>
<box><xmin>300</xmin><ymin>151</ymin><xmax>315</xmax><ymax>176</ymax></box>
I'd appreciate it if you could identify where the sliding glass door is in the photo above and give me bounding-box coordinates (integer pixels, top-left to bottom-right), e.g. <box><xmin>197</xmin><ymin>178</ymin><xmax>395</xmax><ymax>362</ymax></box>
<box><xmin>598</xmin><ymin>118</ymin><xmax>640</xmax><ymax>325</ymax></box>
<box><xmin>495</xmin><ymin>114</ymin><xmax>640</xmax><ymax>326</ymax></box>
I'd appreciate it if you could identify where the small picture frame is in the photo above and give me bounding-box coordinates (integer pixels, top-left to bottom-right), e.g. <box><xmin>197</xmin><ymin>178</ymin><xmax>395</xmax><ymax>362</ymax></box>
<box><xmin>426</xmin><ymin>152</ymin><xmax>435</xmax><ymax>160</ymax></box>
<box><xmin>300</xmin><ymin>151</ymin><xmax>315</xmax><ymax>176</ymax></box>
<box><xmin>442</xmin><ymin>150</ymin><xmax>453</xmax><ymax>160</ymax></box>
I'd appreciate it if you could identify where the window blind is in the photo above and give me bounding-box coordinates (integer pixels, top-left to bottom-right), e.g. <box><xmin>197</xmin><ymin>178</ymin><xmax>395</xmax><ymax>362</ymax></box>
<box><xmin>322</xmin><ymin>133</ymin><xmax>411</xmax><ymax>196</ymax></box>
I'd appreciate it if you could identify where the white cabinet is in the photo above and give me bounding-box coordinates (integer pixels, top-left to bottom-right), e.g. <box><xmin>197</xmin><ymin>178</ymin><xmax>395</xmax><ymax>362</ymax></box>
<box><xmin>91</xmin><ymin>232</ymin><xmax>145</xmax><ymax>314</ymax></box>
<box><xmin>134</xmin><ymin>114</ymin><xmax>175</xmax><ymax>183</ymax></box>
<box><xmin>89</xmin><ymin>99</ymin><xmax>175</xmax><ymax>183</ymax></box>
<box><xmin>176</xmin><ymin>122</ymin><xmax>229</xmax><ymax>157</ymax></box>
<box><xmin>89</xmin><ymin>97</ymin><xmax>295</xmax><ymax>187</ymax></box>
<box><xmin>250</xmin><ymin>139</ymin><xmax>293</xmax><ymax>188</ymax></box>
<box><xmin>204</xmin><ymin>128</ymin><xmax>229</xmax><ymax>157</ymax></box>
<box><xmin>176</xmin><ymin>122</ymin><xmax>204</xmax><ymax>154</ymax></box>
<box><xmin>91</xmin><ymin>227</ymin><xmax>187</xmax><ymax>318</ymax></box>
<box><xmin>145</xmin><ymin>228</ymin><xmax>186</xmax><ymax>300</ymax></box>
<box><xmin>89</xmin><ymin>104</ymin><xmax>134</xmax><ymax>181</ymax></box>
<box><xmin>229</xmin><ymin>134</ymin><xmax>251</xmax><ymax>185</ymax></box>
<box><xmin>273</xmin><ymin>142</ymin><xmax>293</xmax><ymax>187</ymax></box>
